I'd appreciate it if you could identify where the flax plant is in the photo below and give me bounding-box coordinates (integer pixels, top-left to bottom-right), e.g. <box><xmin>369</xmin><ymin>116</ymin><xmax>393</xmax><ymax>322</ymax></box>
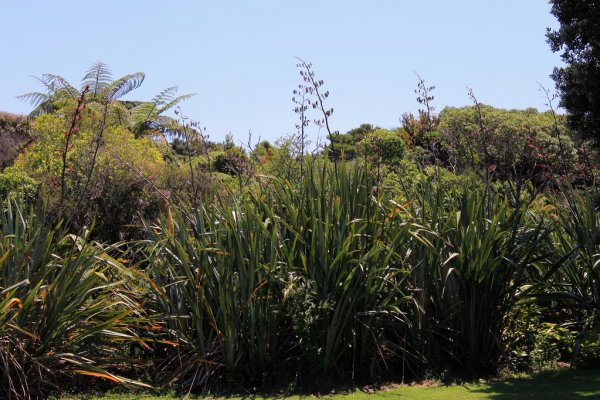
<box><xmin>407</xmin><ymin>180</ymin><xmax>551</xmax><ymax>373</ymax></box>
<box><xmin>142</xmin><ymin>162</ymin><xmax>425</xmax><ymax>390</ymax></box>
<box><xmin>541</xmin><ymin>190</ymin><xmax>600</xmax><ymax>364</ymax></box>
<box><xmin>0</xmin><ymin>198</ymin><xmax>149</xmax><ymax>399</ymax></box>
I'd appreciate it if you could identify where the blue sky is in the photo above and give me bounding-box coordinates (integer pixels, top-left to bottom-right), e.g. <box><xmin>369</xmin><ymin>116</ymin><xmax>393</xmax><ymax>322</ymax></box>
<box><xmin>1</xmin><ymin>0</ymin><xmax>561</xmax><ymax>144</ymax></box>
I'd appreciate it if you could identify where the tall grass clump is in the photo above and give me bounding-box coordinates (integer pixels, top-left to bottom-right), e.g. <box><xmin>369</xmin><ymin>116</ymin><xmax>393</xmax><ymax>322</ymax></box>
<box><xmin>0</xmin><ymin>198</ymin><xmax>148</xmax><ymax>399</ymax></box>
<box><xmin>539</xmin><ymin>190</ymin><xmax>600</xmax><ymax>365</ymax></box>
<box><xmin>142</xmin><ymin>162</ymin><xmax>426</xmax><ymax>391</ymax></box>
<box><xmin>404</xmin><ymin>181</ymin><xmax>552</xmax><ymax>374</ymax></box>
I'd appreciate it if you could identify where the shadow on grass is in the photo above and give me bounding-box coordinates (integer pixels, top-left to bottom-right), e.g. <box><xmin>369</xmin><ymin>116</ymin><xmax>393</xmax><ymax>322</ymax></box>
<box><xmin>468</xmin><ymin>369</ymin><xmax>600</xmax><ymax>399</ymax></box>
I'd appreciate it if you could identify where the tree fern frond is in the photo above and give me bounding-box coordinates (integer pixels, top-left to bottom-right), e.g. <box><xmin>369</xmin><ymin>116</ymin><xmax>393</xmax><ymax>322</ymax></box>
<box><xmin>158</xmin><ymin>93</ymin><xmax>195</xmax><ymax>114</ymax></box>
<box><xmin>151</xmin><ymin>86</ymin><xmax>178</xmax><ymax>106</ymax></box>
<box><xmin>108</xmin><ymin>101</ymin><xmax>134</xmax><ymax>127</ymax></box>
<box><xmin>30</xmin><ymin>74</ymin><xmax>56</xmax><ymax>94</ymax></box>
<box><xmin>101</xmin><ymin>72</ymin><xmax>145</xmax><ymax>101</ymax></box>
<box><xmin>16</xmin><ymin>92</ymin><xmax>49</xmax><ymax>106</ymax></box>
<box><xmin>82</xmin><ymin>62</ymin><xmax>113</xmax><ymax>97</ymax></box>
<box><xmin>156</xmin><ymin>116</ymin><xmax>189</xmax><ymax>137</ymax></box>
<box><xmin>136</xmin><ymin>87</ymin><xmax>180</xmax><ymax>123</ymax></box>
<box><xmin>84</xmin><ymin>101</ymin><xmax>104</xmax><ymax>120</ymax></box>
<box><xmin>28</xmin><ymin>101</ymin><xmax>56</xmax><ymax>118</ymax></box>
<box><xmin>40</xmin><ymin>74</ymin><xmax>80</xmax><ymax>99</ymax></box>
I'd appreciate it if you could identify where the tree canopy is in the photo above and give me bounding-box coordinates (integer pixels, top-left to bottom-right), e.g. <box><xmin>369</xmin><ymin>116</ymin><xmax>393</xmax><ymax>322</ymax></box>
<box><xmin>547</xmin><ymin>0</ymin><xmax>600</xmax><ymax>144</ymax></box>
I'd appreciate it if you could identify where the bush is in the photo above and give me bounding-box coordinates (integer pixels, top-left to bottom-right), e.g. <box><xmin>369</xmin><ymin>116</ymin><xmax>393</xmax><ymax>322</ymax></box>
<box><xmin>358</xmin><ymin>128</ymin><xmax>406</xmax><ymax>165</ymax></box>
<box><xmin>0</xmin><ymin>199</ymin><xmax>148</xmax><ymax>399</ymax></box>
<box><xmin>0</xmin><ymin>169</ymin><xmax>37</xmax><ymax>201</ymax></box>
<box><xmin>10</xmin><ymin>115</ymin><xmax>167</xmax><ymax>241</ymax></box>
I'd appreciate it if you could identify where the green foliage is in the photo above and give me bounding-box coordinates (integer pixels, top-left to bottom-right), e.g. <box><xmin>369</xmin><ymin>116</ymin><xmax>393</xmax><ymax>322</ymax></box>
<box><xmin>140</xmin><ymin>162</ymin><xmax>425</xmax><ymax>390</ymax></box>
<box><xmin>547</xmin><ymin>0</ymin><xmax>600</xmax><ymax>144</ymax></box>
<box><xmin>326</xmin><ymin>124</ymin><xmax>378</xmax><ymax>161</ymax></box>
<box><xmin>255</xmin><ymin>136</ymin><xmax>303</xmax><ymax>181</ymax></box>
<box><xmin>0</xmin><ymin>169</ymin><xmax>37</xmax><ymax>201</ymax></box>
<box><xmin>0</xmin><ymin>112</ymin><xmax>29</xmax><ymax>134</ymax></box>
<box><xmin>18</xmin><ymin>63</ymin><xmax>192</xmax><ymax>140</ymax></box>
<box><xmin>0</xmin><ymin>198</ymin><xmax>149</xmax><ymax>399</ymax></box>
<box><xmin>6</xmin><ymin>59</ymin><xmax>600</xmax><ymax>397</ymax></box>
<box><xmin>439</xmin><ymin>106</ymin><xmax>576</xmax><ymax>190</ymax></box>
<box><xmin>212</xmin><ymin>146</ymin><xmax>249</xmax><ymax>176</ymax></box>
<box><xmin>10</xmin><ymin>114</ymin><xmax>167</xmax><ymax>241</ymax></box>
<box><xmin>402</xmin><ymin>181</ymin><xmax>552</xmax><ymax>374</ymax></box>
<box><xmin>357</xmin><ymin>128</ymin><xmax>406</xmax><ymax>165</ymax></box>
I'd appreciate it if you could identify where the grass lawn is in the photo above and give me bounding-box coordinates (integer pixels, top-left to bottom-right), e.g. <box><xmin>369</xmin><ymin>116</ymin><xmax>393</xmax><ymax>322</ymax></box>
<box><xmin>57</xmin><ymin>369</ymin><xmax>600</xmax><ymax>400</ymax></box>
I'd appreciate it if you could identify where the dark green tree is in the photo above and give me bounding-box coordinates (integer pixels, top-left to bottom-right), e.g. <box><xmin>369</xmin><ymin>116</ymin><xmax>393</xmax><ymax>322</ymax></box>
<box><xmin>547</xmin><ymin>0</ymin><xmax>600</xmax><ymax>143</ymax></box>
<box><xmin>326</xmin><ymin>123</ymin><xmax>377</xmax><ymax>160</ymax></box>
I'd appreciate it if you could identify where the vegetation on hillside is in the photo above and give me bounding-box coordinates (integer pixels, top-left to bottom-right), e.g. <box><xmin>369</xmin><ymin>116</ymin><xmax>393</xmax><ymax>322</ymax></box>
<box><xmin>1</xmin><ymin>56</ymin><xmax>600</xmax><ymax>399</ymax></box>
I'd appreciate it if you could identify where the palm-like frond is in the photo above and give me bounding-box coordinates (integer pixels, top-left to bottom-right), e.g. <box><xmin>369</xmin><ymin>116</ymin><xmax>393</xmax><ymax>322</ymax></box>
<box><xmin>152</xmin><ymin>86</ymin><xmax>179</xmax><ymax>106</ymax></box>
<box><xmin>130</xmin><ymin>101</ymin><xmax>156</xmax><ymax>122</ymax></box>
<box><xmin>16</xmin><ymin>91</ymin><xmax>49</xmax><ymax>107</ymax></box>
<box><xmin>128</xmin><ymin>87</ymin><xmax>193</xmax><ymax>138</ymax></box>
<box><xmin>18</xmin><ymin>73</ymin><xmax>79</xmax><ymax>117</ymax></box>
<box><xmin>81</xmin><ymin>62</ymin><xmax>113</xmax><ymax>97</ymax></box>
<box><xmin>101</xmin><ymin>72</ymin><xmax>145</xmax><ymax>102</ymax></box>
<box><xmin>37</xmin><ymin>74</ymin><xmax>80</xmax><ymax>99</ymax></box>
<box><xmin>108</xmin><ymin>101</ymin><xmax>134</xmax><ymax>127</ymax></box>
<box><xmin>158</xmin><ymin>93</ymin><xmax>195</xmax><ymax>114</ymax></box>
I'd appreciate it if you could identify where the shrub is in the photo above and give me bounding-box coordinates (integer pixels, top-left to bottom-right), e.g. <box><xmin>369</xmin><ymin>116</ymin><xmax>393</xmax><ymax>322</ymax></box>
<box><xmin>0</xmin><ymin>169</ymin><xmax>37</xmax><ymax>201</ymax></box>
<box><xmin>358</xmin><ymin>128</ymin><xmax>406</xmax><ymax>165</ymax></box>
<box><xmin>0</xmin><ymin>199</ymin><xmax>148</xmax><ymax>399</ymax></box>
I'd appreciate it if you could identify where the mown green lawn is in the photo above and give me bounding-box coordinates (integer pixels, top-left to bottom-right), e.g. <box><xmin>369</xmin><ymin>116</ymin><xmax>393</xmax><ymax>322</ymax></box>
<box><xmin>58</xmin><ymin>369</ymin><xmax>600</xmax><ymax>400</ymax></box>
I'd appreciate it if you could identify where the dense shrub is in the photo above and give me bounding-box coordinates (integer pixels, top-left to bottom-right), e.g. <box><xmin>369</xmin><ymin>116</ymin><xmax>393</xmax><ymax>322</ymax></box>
<box><xmin>9</xmin><ymin>115</ymin><xmax>167</xmax><ymax>241</ymax></box>
<box><xmin>0</xmin><ymin>199</ymin><xmax>148</xmax><ymax>399</ymax></box>
<box><xmin>0</xmin><ymin>170</ymin><xmax>38</xmax><ymax>201</ymax></box>
<box><xmin>357</xmin><ymin>128</ymin><xmax>406</xmax><ymax>165</ymax></box>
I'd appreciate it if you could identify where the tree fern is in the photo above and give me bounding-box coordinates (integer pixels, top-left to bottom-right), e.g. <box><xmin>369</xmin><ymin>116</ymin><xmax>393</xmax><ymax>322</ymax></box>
<box><xmin>18</xmin><ymin>63</ymin><xmax>191</xmax><ymax>141</ymax></box>
<box><xmin>101</xmin><ymin>72</ymin><xmax>145</xmax><ymax>102</ymax></box>
<box><xmin>82</xmin><ymin>62</ymin><xmax>113</xmax><ymax>99</ymax></box>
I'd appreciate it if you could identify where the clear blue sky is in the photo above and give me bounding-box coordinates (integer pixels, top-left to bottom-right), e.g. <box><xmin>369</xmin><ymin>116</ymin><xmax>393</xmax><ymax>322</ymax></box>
<box><xmin>1</xmin><ymin>0</ymin><xmax>561</xmax><ymax>144</ymax></box>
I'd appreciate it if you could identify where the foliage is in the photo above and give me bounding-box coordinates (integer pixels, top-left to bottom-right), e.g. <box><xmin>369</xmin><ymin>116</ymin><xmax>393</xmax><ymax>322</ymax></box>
<box><xmin>438</xmin><ymin>106</ymin><xmax>576</xmax><ymax>195</ymax></box>
<box><xmin>5</xmin><ymin>58</ymin><xmax>600</xmax><ymax>397</ymax></box>
<box><xmin>0</xmin><ymin>112</ymin><xmax>29</xmax><ymax>134</ymax></box>
<box><xmin>357</xmin><ymin>128</ymin><xmax>406</xmax><ymax>165</ymax></box>
<box><xmin>403</xmin><ymin>180</ymin><xmax>552</xmax><ymax>374</ymax></box>
<box><xmin>10</xmin><ymin>114</ymin><xmax>166</xmax><ymax>241</ymax></box>
<box><xmin>547</xmin><ymin>0</ymin><xmax>600</xmax><ymax>145</ymax></box>
<box><xmin>256</xmin><ymin>136</ymin><xmax>304</xmax><ymax>182</ymax></box>
<box><xmin>326</xmin><ymin>124</ymin><xmax>378</xmax><ymax>161</ymax></box>
<box><xmin>0</xmin><ymin>199</ymin><xmax>149</xmax><ymax>399</ymax></box>
<box><xmin>18</xmin><ymin>62</ymin><xmax>193</xmax><ymax>141</ymax></box>
<box><xmin>141</xmin><ymin>163</ymin><xmax>422</xmax><ymax>390</ymax></box>
<box><xmin>0</xmin><ymin>170</ymin><xmax>37</xmax><ymax>201</ymax></box>
<box><xmin>211</xmin><ymin>146</ymin><xmax>249</xmax><ymax>176</ymax></box>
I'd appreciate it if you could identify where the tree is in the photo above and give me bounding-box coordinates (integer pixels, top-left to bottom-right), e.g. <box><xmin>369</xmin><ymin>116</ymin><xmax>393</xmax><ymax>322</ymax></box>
<box><xmin>325</xmin><ymin>123</ymin><xmax>377</xmax><ymax>161</ymax></box>
<box><xmin>547</xmin><ymin>0</ymin><xmax>600</xmax><ymax>144</ymax></box>
<box><xmin>357</xmin><ymin>128</ymin><xmax>406</xmax><ymax>165</ymax></box>
<box><xmin>19</xmin><ymin>62</ymin><xmax>193</xmax><ymax>140</ymax></box>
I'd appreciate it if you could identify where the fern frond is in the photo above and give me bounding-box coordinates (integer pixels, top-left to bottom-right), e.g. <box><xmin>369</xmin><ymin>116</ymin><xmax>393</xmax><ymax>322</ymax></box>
<box><xmin>136</xmin><ymin>87</ymin><xmax>181</xmax><ymax>123</ymax></box>
<box><xmin>130</xmin><ymin>102</ymin><xmax>155</xmax><ymax>123</ymax></box>
<box><xmin>156</xmin><ymin>116</ymin><xmax>189</xmax><ymax>138</ymax></box>
<box><xmin>108</xmin><ymin>101</ymin><xmax>134</xmax><ymax>127</ymax></box>
<box><xmin>158</xmin><ymin>93</ymin><xmax>195</xmax><ymax>114</ymax></box>
<box><xmin>39</xmin><ymin>74</ymin><xmax>80</xmax><ymax>99</ymax></box>
<box><xmin>151</xmin><ymin>86</ymin><xmax>178</xmax><ymax>106</ymax></box>
<box><xmin>102</xmin><ymin>72</ymin><xmax>145</xmax><ymax>101</ymax></box>
<box><xmin>82</xmin><ymin>62</ymin><xmax>113</xmax><ymax>97</ymax></box>
<box><xmin>28</xmin><ymin>102</ymin><xmax>56</xmax><ymax>118</ymax></box>
<box><xmin>16</xmin><ymin>92</ymin><xmax>49</xmax><ymax>106</ymax></box>
<box><xmin>84</xmin><ymin>101</ymin><xmax>104</xmax><ymax>121</ymax></box>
